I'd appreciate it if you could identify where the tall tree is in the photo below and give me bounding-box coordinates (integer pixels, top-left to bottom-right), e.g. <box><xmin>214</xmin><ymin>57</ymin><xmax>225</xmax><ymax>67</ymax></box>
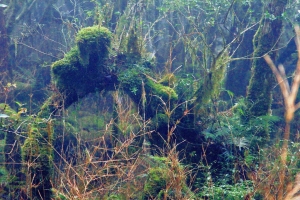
<box><xmin>246</xmin><ymin>0</ymin><xmax>288</xmax><ymax>140</ymax></box>
<box><xmin>0</xmin><ymin>4</ymin><xmax>10</xmax><ymax>85</ymax></box>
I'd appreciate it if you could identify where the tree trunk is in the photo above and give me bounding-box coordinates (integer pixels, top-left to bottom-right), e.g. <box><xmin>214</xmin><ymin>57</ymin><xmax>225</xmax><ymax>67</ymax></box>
<box><xmin>0</xmin><ymin>7</ymin><xmax>10</xmax><ymax>83</ymax></box>
<box><xmin>246</xmin><ymin>0</ymin><xmax>288</xmax><ymax>141</ymax></box>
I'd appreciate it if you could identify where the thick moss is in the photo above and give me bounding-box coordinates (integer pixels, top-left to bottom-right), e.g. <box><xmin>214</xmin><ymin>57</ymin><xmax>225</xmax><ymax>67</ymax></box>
<box><xmin>76</xmin><ymin>26</ymin><xmax>112</xmax><ymax>66</ymax></box>
<box><xmin>52</xmin><ymin>48</ymin><xmax>81</xmax><ymax>90</ymax></box>
<box><xmin>51</xmin><ymin>26</ymin><xmax>113</xmax><ymax>107</ymax></box>
<box><xmin>22</xmin><ymin>124</ymin><xmax>53</xmax><ymax>200</ymax></box>
<box><xmin>146</xmin><ymin>78</ymin><xmax>178</xmax><ymax>101</ymax></box>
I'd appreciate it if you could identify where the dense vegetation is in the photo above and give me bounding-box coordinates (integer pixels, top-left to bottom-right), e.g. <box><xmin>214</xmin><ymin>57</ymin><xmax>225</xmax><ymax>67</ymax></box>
<box><xmin>1</xmin><ymin>0</ymin><xmax>300</xmax><ymax>199</ymax></box>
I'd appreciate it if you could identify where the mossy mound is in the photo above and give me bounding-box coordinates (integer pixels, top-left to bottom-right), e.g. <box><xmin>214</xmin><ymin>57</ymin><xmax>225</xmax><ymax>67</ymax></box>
<box><xmin>76</xmin><ymin>26</ymin><xmax>112</xmax><ymax>66</ymax></box>
<box><xmin>52</xmin><ymin>48</ymin><xmax>81</xmax><ymax>89</ymax></box>
<box><xmin>51</xmin><ymin>26</ymin><xmax>113</xmax><ymax>107</ymax></box>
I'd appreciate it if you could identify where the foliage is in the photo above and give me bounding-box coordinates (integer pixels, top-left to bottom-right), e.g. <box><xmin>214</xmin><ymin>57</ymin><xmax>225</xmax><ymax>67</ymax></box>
<box><xmin>3</xmin><ymin>0</ymin><xmax>300</xmax><ymax>199</ymax></box>
<box><xmin>22</xmin><ymin>121</ymin><xmax>54</xmax><ymax>199</ymax></box>
<box><xmin>199</xmin><ymin>180</ymin><xmax>253</xmax><ymax>200</ymax></box>
<box><xmin>118</xmin><ymin>63</ymin><xmax>148</xmax><ymax>96</ymax></box>
<box><xmin>144</xmin><ymin>167</ymin><xmax>167</xmax><ymax>198</ymax></box>
<box><xmin>143</xmin><ymin>151</ymin><xmax>194</xmax><ymax>200</ymax></box>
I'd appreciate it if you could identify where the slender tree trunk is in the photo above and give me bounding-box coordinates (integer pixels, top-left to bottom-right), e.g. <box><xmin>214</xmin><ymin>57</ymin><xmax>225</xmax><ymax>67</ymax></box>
<box><xmin>278</xmin><ymin>122</ymin><xmax>290</xmax><ymax>199</ymax></box>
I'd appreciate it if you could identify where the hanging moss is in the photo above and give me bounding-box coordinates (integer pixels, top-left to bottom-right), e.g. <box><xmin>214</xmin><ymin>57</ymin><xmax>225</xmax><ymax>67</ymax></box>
<box><xmin>126</xmin><ymin>29</ymin><xmax>141</xmax><ymax>59</ymax></box>
<box><xmin>195</xmin><ymin>50</ymin><xmax>229</xmax><ymax>105</ymax></box>
<box><xmin>211</xmin><ymin>51</ymin><xmax>228</xmax><ymax>95</ymax></box>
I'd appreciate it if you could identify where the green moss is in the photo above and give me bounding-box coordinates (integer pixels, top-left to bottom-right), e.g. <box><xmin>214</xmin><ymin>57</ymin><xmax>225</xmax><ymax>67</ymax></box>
<box><xmin>211</xmin><ymin>52</ymin><xmax>228</xmax><ymax>95</ymax></box>
<box><xmin>144</xmin><ymin>167</ymin><xmax>167</xmax><ymax>198</ymax></box>
<box><xmin>22</xmin><ymin>137</ymin><xmax>40</xmax><ymax>158</ymax></box>
<box><xmin>195</xmin><ymin>50</ymin><xmax>228</xmax><ymax>105</ymax></box>
<box><xmin>51</xmin><ymin>26</ymin><xmax>112</xmax><ymax>107</ymax></box>
<box><xmin>52</xmin><ymin>48</ymin><xmax>81</xmax><ymax>81</ymax></box>
<box><xmin>158</xmin><ymin>73</ymin><xmax>176</xmax><ymax>87</ymax></box>
<box><xmin>38</xmin><ymin>97</ymin><xmax>56</xmax><ymax>119</ymax></box>
<box><xmin>80</xmin><ymin>115</ymin><xmax>105</xmax><ymax>130</ymax></box>
<box><xmin>76</xmin><ymin>26</ymin><xmax>112</xmax><ymax>66</ymax></box>
<box><xmin>52</xmin><ymin>48</ymin><xmax>80</xmax><ymax>73</ymax></box>
<box><xmin>118</xmin><ymin>66</ymin><xmax>143</xmax><ymax>96</ymax></box>
<box><xmin>146</xmin><ymin>79</ymin><xmax>178</xmax><ymax>101</ymax></box>
<box><xmin>63</xmin><ymin>46</ymin><xmax>81</xmax><ymax>63</ymax></box>
<box><xmin>51</xmin><ymin>47</ymin><xmax>81</xmax><ymax>88</ymax></box>
<box><xmin>22</xmin><ymin>123</ymin><xmax>53</xmax><ymax>200</ymax></box>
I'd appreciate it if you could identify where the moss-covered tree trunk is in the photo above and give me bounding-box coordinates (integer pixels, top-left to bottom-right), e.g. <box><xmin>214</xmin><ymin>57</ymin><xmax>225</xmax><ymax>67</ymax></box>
<box><xmin>22</xmin><ymin>108</ymin><xmax>54</xmax><ymax>200</ymax></box>
<box><xmin>4</xmin><ymin>127</ymin><xmax>23</xmax><ymax>199</ymax></box>
<box><xmin>0</xmin><ymin>6</ymin><xmax>10</xmax><ymax>86</ymax></box>
<box><xmin>246</xmin><ymin>0</ymin><xmax>288</xmax><ymax>140</ymax></box>
<box><xmin>225</xmin><ymin>2</ymin><xmax>261</xmax><ymax>97</ymax></box>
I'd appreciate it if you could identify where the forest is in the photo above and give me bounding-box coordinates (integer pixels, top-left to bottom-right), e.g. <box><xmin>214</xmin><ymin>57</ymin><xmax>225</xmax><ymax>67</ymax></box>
<box><xmin>1</xmin><ymin>0</ymin><xmax>300</xmax><ymax>199</ymax></box>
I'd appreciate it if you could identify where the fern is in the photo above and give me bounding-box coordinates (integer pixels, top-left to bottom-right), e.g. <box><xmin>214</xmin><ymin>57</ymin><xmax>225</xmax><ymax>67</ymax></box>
<box><xmin>230</xmin><ymin>137</ymin><xmax>249</xmax><ymax>151</ymax></box>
